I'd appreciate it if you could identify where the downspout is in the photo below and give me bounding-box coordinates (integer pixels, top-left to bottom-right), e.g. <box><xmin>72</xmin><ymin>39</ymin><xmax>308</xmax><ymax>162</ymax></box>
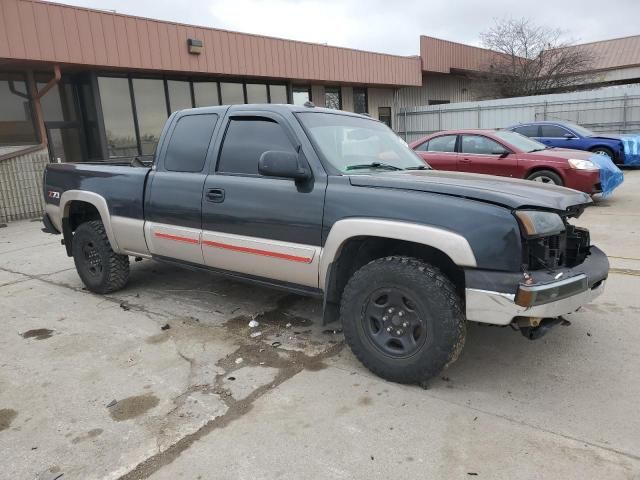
<box><xmin>27</xmin><ymin>64</ymin><xmax>61</xmax><ymax>148</ymax></box>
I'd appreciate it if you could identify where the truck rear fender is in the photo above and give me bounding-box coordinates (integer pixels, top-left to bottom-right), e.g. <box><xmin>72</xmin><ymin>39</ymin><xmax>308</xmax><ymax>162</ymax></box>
<box><xmin>54</xmin><ymin>190</ymin><xmax>121</xmax><ymax>255</ymax></box>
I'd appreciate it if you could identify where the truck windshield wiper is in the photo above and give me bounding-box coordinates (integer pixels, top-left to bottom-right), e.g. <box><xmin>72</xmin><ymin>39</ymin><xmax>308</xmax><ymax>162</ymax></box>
<box><xmin>345</xmin><ymin>162</ymin><xmax>402</xmax><ymax>171</ymax></box>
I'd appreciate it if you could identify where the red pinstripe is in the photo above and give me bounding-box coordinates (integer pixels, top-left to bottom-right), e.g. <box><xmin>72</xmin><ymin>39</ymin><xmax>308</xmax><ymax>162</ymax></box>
<box><xmin>202</xmin><ymin>239</ymin><xmax>312</xmax><ymax>264</ymax></box>
<box><xmin>154</xmin><ymin>232</ymin><xmax>199</xmax><ymax>244</ymax></box>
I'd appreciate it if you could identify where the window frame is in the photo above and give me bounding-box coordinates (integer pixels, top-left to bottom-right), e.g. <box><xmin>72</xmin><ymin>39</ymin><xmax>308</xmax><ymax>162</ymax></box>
<box><xmin>353</xmin><ymin>87</ymin><xmax>368</xmax><ymax>114</ymax></box>
<box><xmin>324</xmin><ymin>87</ymin><xmax>342</xmax><ymax>110</ymax></box>
<box><xmin>540</xmin><ymin>124</ymin><xmax>575</xmax><ymax>139</ymax></box>
<box><xmin>162</xmin><ymin>112</ymin><xmax>219</xmax><ymax>173</ymax></box>
<box><xmin>0</xmin><ymin>71</ymin><xmax>40</xmax><ymax>146</ymax></box>
<box><xmin>292</xmin><ymin>85</ymin><xmax>312</xmax><ymax>105</ymax></box>
<box><xmin>459</xmin><ymin>134</ymin><xmax>511</xmax><ymax>156</ymax></box>
<box><xmin>419</xmin><ymin>134</ymin><xmax>458</xmax><ymax>154</ymax></box>
<box><xmin>512</xmin><ymin>124</ymin><xmax>541</xmax><ymax>138</ymax></box>
<box><xmin>213</xmin><ymin>111</ymin><xmax>305</xmax><ymax>179</ymax></box>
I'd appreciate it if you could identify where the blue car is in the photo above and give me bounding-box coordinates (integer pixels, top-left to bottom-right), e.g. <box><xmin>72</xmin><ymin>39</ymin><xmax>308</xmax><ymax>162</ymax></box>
<box><xmin>507</xmin><ymin>121</ymin><xmax>631</xmax><ymax>165</ymax></box>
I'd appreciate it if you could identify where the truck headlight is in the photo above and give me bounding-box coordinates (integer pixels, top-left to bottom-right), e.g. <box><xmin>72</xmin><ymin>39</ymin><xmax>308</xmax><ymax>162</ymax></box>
<box><xmin>515</xmin><ymin>210</ymin><xmax>565</xmax><ymax>237</ymax></box>
<box><xmin>568</xmin><ymin>158</ymin><xmax>599</xmax><ymax>170</ymax></box>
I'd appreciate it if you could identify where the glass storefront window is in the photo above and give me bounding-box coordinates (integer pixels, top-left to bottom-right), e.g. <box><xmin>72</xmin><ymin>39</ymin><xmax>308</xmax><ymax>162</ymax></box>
<box><xmin>193</xmin><ymin>82</ymin><xmax>219</xmax><ymax>107</ymax></box>
<box><xmin>97</xmin><ymin>76</ymin><xmax>137</xmax><ymax>157</ymax></box>
<box><xmin>246</xmin><ymin>83</ymin><xmax>268</xmax><ymax>104</ymax></box>
<box><xmin>269</xmin><ymin>85</ymin><xmax>288</xmax><ymax>104</ymax></box>
<box><xmin>167</xmin><ymin>80</ymin><xmax>192</xmax><ymax>112</ymax></box>
<box><xmin>292</xmin><ymin>86</ymin><xmax>311</xmax><ymax>106</ymax></box>
<box><xmin>132</xmin><ymin>78</ymin><xmax>168</xmax><ymax>156</ymax></box>
<box><xmin>0</xmin><ymin>73</ymin><xmax>38</xmax><ymax>145</ymax></box>
<box><xmin>37</xmin><ymin>78</ymin><xmax>77</xmax><ymax>122</ymax></box>
<box><xmin>220</xmin><ymin>82</ymin><xmax>245</xmax><ymax>105</ymax></box>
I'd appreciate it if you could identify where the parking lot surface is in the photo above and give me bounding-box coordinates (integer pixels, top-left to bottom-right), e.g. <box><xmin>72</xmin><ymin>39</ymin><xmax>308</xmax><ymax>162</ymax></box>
<box><xmin>2</xmin><ymin>172</ymin><xmax>640</xmax><ymax>480</ymax></box>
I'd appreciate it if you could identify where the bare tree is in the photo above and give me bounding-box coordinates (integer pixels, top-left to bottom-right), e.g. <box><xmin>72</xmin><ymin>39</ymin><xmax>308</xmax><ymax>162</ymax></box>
<box><xmin>479</xmin><ymin>18</ymin><xmax>595</xmax><ymax>97</ymax></box>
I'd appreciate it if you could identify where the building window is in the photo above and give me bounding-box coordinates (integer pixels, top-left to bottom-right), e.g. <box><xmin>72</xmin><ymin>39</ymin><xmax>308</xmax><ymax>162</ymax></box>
<box><xmin>193</xmin><ymin>82</ymin><xmax>220</xmax><ymax>107</ymax></box>
<box><xmin>353</xmin><ymin>87</ymin><xmax>368</xmax><ymax>114</ymax></box>
<box><xmin>37</xmin><ymin>76</ymin><xmax>78</xmax><ymax>123</ymax></box>
<box><xmin>378</xmin><ymin>107</ymin><xmax>392</xmax><ymax>128</ymax></box>
<box><xmin>428</xmin><ymin>100</ymin><xmax>450</xmax><ymax>106</ymax></box>
<box><xmin>97</xmin><ymin>76</ymin><xmax>137</xmax><ymax>158</ymax></box>
<box><xmin>167</xmin><ymin>80</ymin><xmax>193</xmax><ymax>112</ymax></box>
<box><xmin>0</xmin><ymin>73</ymin><xmax>38</xmax><ymax>146</ymax></box>
<box><xmin>269</xmin><ymin>85</ymin><xmax>288</xmax><ymax>104</ymax></box>
<box><xmin>132</xmin><ymin>78</ymin><xmax>168</xmax><ymax>156</ymax></box>
<box><xmin>246</xmin><ymin>83</ymin><xmax>268</xmax><ymax>104</ymax></box>
<box><xmin>220</xmin><ymin>82</ymin><xmax>245</xmax><ymax>105</ymax></box>
<box><xmin>292</xmin><ymin>86</ymin><xmax>311</xmax><ymax>106</ymax></box>
<box><xmin>325</xmin><ymin>87</ymin><xmax>342</xmax><ymax>110</ymax></box>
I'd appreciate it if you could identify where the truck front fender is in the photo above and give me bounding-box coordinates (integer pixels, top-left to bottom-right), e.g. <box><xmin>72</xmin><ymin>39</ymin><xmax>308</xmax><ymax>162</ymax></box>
<box><xmin>318</xmin><ymin>218</ymin><xmax>477</xmax><ymax>289</ymax></box>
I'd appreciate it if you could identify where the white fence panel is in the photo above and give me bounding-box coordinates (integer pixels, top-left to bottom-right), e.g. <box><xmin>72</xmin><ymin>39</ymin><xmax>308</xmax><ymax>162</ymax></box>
<box><xmin>397</xmin><ymin>85</ymin><xmax>640</xmax><ymax>142</ymax></box>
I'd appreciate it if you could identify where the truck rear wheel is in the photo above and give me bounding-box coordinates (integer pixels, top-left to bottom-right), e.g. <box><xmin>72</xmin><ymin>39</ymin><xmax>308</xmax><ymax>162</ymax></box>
<box><xmin>340</xmin><ymin>256</ymin><xmax>465</xmax><ymax>385</ymax></box>
<box><xmin>72</xmin><ymin>220</ymin><xmax>130</xmax><ymax>294</ymax></box>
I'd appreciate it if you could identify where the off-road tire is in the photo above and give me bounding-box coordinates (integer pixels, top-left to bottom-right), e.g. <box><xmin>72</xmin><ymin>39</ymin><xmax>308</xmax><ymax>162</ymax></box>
<box><xmin>527</xmin><ymin>169</ymin><xmax>563</xmax><ymax>186</ymax></box>
<box><xmin>72</xmin><ymin>220</ymin><xmax>129</xmax><ymax>294</ymax></box>
<box><xmin>340</xmin><ymin>256</ymin><xmax>466</xmax><ymax>384</ymax></box>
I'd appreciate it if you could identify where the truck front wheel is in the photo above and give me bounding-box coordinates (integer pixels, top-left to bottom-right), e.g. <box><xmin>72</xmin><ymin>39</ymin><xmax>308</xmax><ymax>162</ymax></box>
<box><xmin>72</xmin><ymin>220</ymin><xmax>130</xmax><ymax>294</ymax></box>
<box><xmin>340</xmin><ymin>256</ymin><xmax>465</xmax><ymax>385</ymax></box>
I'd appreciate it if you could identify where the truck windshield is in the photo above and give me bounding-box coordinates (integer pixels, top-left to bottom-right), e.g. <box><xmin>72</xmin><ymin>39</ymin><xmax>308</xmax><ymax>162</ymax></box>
<box><xmin>297</xmin><ymin>112</ymin><xmax>427</xmax><ymax>173</ymax></box>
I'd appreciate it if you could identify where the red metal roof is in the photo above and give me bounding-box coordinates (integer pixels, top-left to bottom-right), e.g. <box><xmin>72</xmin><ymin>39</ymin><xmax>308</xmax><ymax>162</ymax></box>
<box><xmin>0</xmin><ymin>0</ymin><xmax>422</xmax><ymax>86</ymax></box>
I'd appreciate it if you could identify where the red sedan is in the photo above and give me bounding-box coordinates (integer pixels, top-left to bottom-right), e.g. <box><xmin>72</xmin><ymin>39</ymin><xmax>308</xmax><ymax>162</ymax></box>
<box><xmin>410</xmin><ymin>129</ymin><xmax>602</xmax><ymax>194</ymax></box>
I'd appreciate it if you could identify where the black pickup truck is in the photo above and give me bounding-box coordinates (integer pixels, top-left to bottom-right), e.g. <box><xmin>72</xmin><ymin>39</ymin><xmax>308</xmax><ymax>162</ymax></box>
<box><xmin>42</xmin><ymin>104</ymin><xmax>609</xmax><ymax>384</ymax></box>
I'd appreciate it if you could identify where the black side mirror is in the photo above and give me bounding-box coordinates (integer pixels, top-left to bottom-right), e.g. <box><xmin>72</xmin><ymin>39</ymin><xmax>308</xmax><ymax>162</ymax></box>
<box><xmin>492</xmin><ymin>150</ymin><xmax>509</xmax><ymax>157</ymax></box>
<box><xmin>258</xmin><ymin>150</ymin><xmax>310</xmax><ymax>181</ymax></box>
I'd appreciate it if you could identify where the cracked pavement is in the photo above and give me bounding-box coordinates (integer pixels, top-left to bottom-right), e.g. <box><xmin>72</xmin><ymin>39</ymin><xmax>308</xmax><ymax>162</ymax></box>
<box><xmin>2</xmin><ymin>172</ymin><xmax>640</xmax><ymax>479</ymax></box>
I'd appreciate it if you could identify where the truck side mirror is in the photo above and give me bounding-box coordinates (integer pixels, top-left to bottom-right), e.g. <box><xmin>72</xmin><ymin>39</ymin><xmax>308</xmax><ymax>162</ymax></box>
<box><xmin>258</xmin><ymin>150</ymin><xmax>311</xmax><ymax>181</ymax></box>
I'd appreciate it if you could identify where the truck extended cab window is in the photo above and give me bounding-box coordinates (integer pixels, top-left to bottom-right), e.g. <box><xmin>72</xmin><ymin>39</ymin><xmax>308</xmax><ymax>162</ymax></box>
<box><xmin>165</xmin><ymin>114</ymin><xmax>218</xmax><ymax>172</ymax></box>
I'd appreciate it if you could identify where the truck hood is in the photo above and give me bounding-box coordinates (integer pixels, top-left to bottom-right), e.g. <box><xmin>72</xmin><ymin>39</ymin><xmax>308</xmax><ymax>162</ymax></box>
<box><xmin>348</xmin><ymin>170</ymin><xmax>592</xmax><ymax>214</ymax></box>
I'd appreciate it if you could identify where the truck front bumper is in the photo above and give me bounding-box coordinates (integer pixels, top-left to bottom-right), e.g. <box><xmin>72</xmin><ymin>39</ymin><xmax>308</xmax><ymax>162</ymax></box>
<box><xmin>465</xmin><ymin>246</ymin><xmax>609</xmax><ymax>325</ymax></box>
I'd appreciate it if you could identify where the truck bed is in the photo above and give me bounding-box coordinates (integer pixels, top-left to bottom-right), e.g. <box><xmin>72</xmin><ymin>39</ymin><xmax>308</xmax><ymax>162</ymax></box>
<box><xmin>44</xmin><ymin>162</ymin><xmax>151</xmax><ymax>221</ymax></box>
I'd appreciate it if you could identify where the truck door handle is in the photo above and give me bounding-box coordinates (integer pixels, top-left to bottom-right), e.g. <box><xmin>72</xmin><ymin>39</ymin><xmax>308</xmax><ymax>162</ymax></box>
<box><xmin>206</xmin><ymin>188</ymin><xmax>225</xmax><ymax>203</ymax></box>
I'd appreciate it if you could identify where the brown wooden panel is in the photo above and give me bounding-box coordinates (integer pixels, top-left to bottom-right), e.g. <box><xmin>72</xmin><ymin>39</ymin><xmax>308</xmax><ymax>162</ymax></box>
<box><xmin>17</xmin><ymin>1</ymin><xmax>39</xmax><ymax>60</ymax></box>
<box><xmin>101</xmin><ymin>14</ymin><xmax>119</xmax><ymax>66</ymax></box>
<box><xmin>156</xmin><ymin>22</ymin><xmax>172</xmax><ymax>71</ymax></box>
<box><xmin>32</xmin><ymin>2</ymin><xmax>54</xmax><ymax>61</ymax></box>
<box><xmin>135</xmin><ymin>19</ymin><xmax>153</xmax><ymax>70</ymax></box>
<box><xmin>124</xmin><ymin>17</ymin><xmax>141</xmax><ymax>67</ymax></box>
<box><xmin>61</xmin><ymin>7</ymin><xmax>83</xmax><ymax>63</ymax></box>
<box><xmin>0</xmin><ymin>2</ymin><xmax>11</xmax><ymax>58</ymax></box>
<box><xmin>75</xmin><ymin>10</ymin><xmax>95</xmax><ymax>65</ymax></box>
<box><xmin>147</xmin><ymin>21</ymin><xmax>162</xmax><ymax>70</ymax></box>
<box><xmin>4</xmin><ymin>0</ymin><xmax>26</xmax><ymax>59</ymax></box>
<box><xmin>88</xmin><ymin>9</ymin><xmax>107</xmax><ymax>65</ymax></box>
<box><xmin>113</xmin><ymin>15</ymin><xmax>131</xmax><ymax>67</ymax></box>
<box><xmin>47</xmin><ymin>6</ymin><xmax>67</xmax><ymax>62</ymax></box>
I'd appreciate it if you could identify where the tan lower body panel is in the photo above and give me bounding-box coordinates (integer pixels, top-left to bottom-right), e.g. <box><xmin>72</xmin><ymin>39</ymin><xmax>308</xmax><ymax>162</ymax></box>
<box><xmin>111</xmin><ymin>216</ymin><xmax>150</xmax><ymax>257</ymax></box>
<box><xmin>201</xmin><ymin>230</ymin><xmax>320</xmax><ymax>288</ymax></box>
<box><xmin>144</xmin><ymin>222</ymin><xmax>204</xmax><ymax>265</ymax></box>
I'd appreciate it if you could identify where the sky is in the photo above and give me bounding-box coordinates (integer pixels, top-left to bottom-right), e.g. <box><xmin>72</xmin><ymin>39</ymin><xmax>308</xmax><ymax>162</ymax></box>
<box><xmin>54</xmin><ymin>0</ymin><xmax>640</xmax><ymax>56</ymax></box>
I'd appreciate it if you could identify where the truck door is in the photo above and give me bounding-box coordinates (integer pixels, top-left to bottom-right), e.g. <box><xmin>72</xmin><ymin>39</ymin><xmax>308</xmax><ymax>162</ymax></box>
<box><xmin>144</xmin><ymin>112</ymin><xmax>220</xmax><ymax>264</ymax></box>
<box><xmin>201</xmin><ymin>111</ymin><xmax>326</xmax><ymax>289</ymax></box>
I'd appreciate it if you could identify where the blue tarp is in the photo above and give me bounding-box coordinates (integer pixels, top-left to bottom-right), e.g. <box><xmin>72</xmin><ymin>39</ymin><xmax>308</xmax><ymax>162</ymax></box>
<box><xmin>621</xmin><ymin>135</ymin><xmax>640</xmax><ymax>165</ymax></box>
<box><xmin>589</xmin><ymin>153</ymin><xmax>624</xmax><ymax>197</ymax></box>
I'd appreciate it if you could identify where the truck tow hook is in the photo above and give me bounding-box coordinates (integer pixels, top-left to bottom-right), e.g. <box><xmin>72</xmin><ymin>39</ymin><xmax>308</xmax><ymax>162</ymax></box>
<box><xmin>519</xmin><ymin>317</ymin><xmax>565</xmax><ymax>340</ymax></box>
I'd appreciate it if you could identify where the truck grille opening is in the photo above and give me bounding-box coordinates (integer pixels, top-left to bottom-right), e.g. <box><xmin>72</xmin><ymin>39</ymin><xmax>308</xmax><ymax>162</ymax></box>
<box><xmin>524</xmin><ymin>224</ymin><xmax>590</xmax><ymax>270</ymax></box>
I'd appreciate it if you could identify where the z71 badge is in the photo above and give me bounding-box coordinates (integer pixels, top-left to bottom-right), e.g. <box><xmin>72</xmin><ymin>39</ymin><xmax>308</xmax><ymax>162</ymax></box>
<box><xmin>47</xmin><ymin>191</ymin><xmax>60</xmax><ymax>199</ymax></box>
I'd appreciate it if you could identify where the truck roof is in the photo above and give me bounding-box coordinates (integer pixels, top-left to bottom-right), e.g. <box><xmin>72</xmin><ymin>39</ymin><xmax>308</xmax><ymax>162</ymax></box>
<box><xmin>175</xmin><ymin>103</ymin><xmax>375</xmax><ymax>119</ymax></box>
